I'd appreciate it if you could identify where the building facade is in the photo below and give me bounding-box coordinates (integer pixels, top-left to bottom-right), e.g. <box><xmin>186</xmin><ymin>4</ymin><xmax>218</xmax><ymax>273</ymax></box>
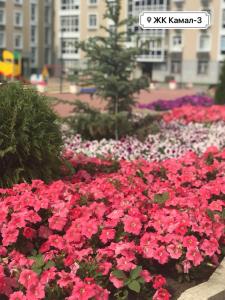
<box><xmin>54</xmin><ymin>0</ymin><xmax>120</xmax><ymax>74</ymax></box>
<box><xmin>54</xmin><ymin>0</ymin><xmax>225</xmax><ymax>85</ymax></box>
<box><xmin>0</xmin><ymin>0</ymin><xmax>54</xmax><ymax>77</ymax></box>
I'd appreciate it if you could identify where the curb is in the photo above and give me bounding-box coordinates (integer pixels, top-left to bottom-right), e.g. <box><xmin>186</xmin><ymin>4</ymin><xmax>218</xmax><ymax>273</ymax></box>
<box><xmin>178</xmin><ymin>258</ymin><xmax>225</xmax><ymax>300</ymax></box>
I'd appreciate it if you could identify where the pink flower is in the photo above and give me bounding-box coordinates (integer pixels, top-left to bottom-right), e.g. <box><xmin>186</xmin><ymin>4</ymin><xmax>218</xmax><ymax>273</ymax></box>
<box><xmin>109</xmin><ymin>273</ymin><xmax>124</xmax><ymax>288</ymax></box>
<box><xmin>48</xmin><ymin>215</ymin><xmax>67</xmax><ymax>231</ymax></box>
<box><xmin>82</xmin><ymin>219</ymin><xmax>99</xmax><ymax>239</ymax></box>
<box><xmin>200</xmin><ymin>238</ymin><xmax>219</xmax><ymax>256</ymax></box>
<box><xmin>140</xmin><ymin>270</ymin><xmax>152</xmax><ymax>283</ymax></box>
<box><xmin>153</xmin><ymin>288</ymin><xmax>171</xmax><ymax>300</ymax></box>
<box><xmin>183</xmin><ymin>236</ymin><xmax>198</xmax><ymax>249</ymax></box>
<box><xmin>57</xmin><ymin>271</ymin><xmax>74</xmax><ymax>288</ymax></box>
<box><xmin>167</xmin><ymin>243</ymin><xmax>182</xmax><ymax>259</ymax></box>
<box><xmin>116</xmin><ymin>256</ymin><xmax>136</xmax><ymax>272</ymax></box>
<box><xmin>48</xmin><ymin>235</ymin><xmax>65</xmax><ymax>250</ymax></box>
<box><xmin>154</xmin><ymin>246</ymin><xmax>169</xmax><ymax>264</ymax></box>
<box><xmin>123</xmin><ymin>216</ymin><xmax>142</xmax><ymax>235</ymax></box>
<box><xmin>38</xmin><ymin>225</ymin><xmax>52</xmax><ymax>239</ymax></box>
<box><xmin>100</xmin><ymin>229</ymin><xmax>115</xmax><ymax>244</ymax></box>
<box><xmin>9</xmin><ymin>291</ymin><xmax>27</xmax><ymax>300</ymax></box>
<box><xmin>98</xmin><ymin>262</ymin><xmax>112</xmax><ymax>275</ymax></box>
<box><xmin>1</xmin><ymin>225</ymin><xmax>19</xmax><ymax>246</ymax></box>
<box><xmin>26</xmin><ymin>282</ymin><xmax>45</xmax><ymax>300</ymax></box>
<box><xmin>71</xmin><ymin>281</ymin><xmax>96</xmax><ymax>300</ymax></box>
<box><xmin>209</xmin><ymin>200</ymin><xmax>224</xmax><ymax>212</ymax></box>
<box><xmin>19</xmin><ymin>269</ymin><xmax>38</xmax><ymax>289</ymax></box>
<box><xmin>40</xmin><ymin>267</ymin><xmax>56</xmax><ymax>285</ymax></box>
<box><xmin>153</xmin><ymin>275</ymin><xmax>167</xmax><ymax>289</ymax></box>
<box><xmin>186</xmin><ymin>248</ymin><xmax>203</xmax><ymax>266</ymax></box>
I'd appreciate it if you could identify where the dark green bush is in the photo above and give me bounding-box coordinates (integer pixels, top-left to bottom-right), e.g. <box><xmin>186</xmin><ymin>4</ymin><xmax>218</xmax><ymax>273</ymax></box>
<box><xmin>215</xmin><ymin>59</ymin><xmax>225</xmax><ymax>104</ymax></box>
<box><xmin>66</xmin><ymin>100</ymin><xmax>161</xmax><ymax>140</ymax></box>
<box><xmin>0</xmin><ymin>83</ymin><xmax>63</xmax><ymax>187</ymax></box>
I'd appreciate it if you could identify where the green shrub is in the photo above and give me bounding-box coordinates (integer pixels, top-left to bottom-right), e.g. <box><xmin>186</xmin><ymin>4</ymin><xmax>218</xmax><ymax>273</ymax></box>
<box><xmin>0</xmin><ymin>83</ymin><xmax>63</xmax><ymax>187</ymax></box>
<box><xmin>66</xmin><ymin>100</ymin><xmax>161</xmax><ymax>140</ymax></box>
<box><xmin>215</xmin><ymin>59</ymin><xmax>225</xmax><ymax>104</ymax></box>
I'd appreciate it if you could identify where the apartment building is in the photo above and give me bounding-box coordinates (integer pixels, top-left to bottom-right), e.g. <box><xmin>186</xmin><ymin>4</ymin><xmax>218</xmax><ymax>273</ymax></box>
<box><xmin>54</xmin><ymin>0</ymin><xmax>225</xmax><ymax>85</ymax></box>
<box><xmin>54</xmin><ymin>0</ymin><xmax>121</xmax><ymax>74</ymax></box>
<box><xmin>0</xmin><ymin>0</ymin><xmax>54</xmax><ymax>77</ymax></box>
<box><xmin>151</xmin><ymin>0</ymin><xmax>221</xmax><ymax>85</ymax></box>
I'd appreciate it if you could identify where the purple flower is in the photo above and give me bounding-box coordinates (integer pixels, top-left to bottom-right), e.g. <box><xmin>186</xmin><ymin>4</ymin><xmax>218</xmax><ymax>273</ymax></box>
<box><xmin>138</xmin><ymin>95</ymin><xmax>214</xmax><ymax>111</ymax></box>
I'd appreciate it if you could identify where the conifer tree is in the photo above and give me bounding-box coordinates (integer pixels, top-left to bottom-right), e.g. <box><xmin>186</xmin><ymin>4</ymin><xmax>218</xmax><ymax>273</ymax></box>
<box><xmin>215</xmin><ymin>60</ymin><xmax>225</xmax><ymax>104</ymax></box>
<box><xmin>78</xmin><ymin>0</ymin><xmax>148</xmax><ymax>118</ymax></box>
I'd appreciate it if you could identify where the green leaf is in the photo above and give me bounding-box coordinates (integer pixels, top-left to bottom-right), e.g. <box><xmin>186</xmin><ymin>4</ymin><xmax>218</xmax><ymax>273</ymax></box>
<box><xmin>222</xmin><ymin>247</ymin><xmax>225</xmax><ymax>255</ymax></box>
<box><xmin>221</xmin><ymin>208</ymin><xmax>225</xmax><ymax>219</ymax></box>
<box><xmin>138</xmin><ymin>277</ymin><xmax>145</xmax><ymax>284</ymax></box>
<box><xmin>206</xmin><ymin>209</ymin><xmax>215</xmax><ymax>221</ymax></box>
<box><xmin>154</xmin><ymin>192</ymin><xmax>169</xmax><ymax>204</ymax></box>
<box><xmin>32</xmin><ymin>266</ymin><xmax>42</xmax><ymax>275</ymax></box>
<box><xmin>130</xmin><ymin>266</ymin><xmax>142</xmax><ymax>280</ymax></box>
<box><xmin>44</xmin><ymin>260</ymin><xmax>55</xmax><ymax>270</ymax></box>
<box><xmin>34</xmin><ymin>254</ymin><xmax>45</xmax><ymax>268</ymax></box>
<box><xmin>112</xmin><ymin>269</ymin><xmax>126</xmax><ymax>280</ymax></box>
<box><xmin>128</xmin><ymin>280</ymin><xmax>141</xmax><ymax>293</ymax></box>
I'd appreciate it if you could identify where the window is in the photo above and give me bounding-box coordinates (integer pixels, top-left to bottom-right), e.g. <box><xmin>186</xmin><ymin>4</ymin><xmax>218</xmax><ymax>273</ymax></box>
<box><xmin>61</xmin><ymin>38</ymin><xmax>78</xmax><ymax>54</ymax></box>
<box><xmin>45</xmin><ymin>27</ymin><xmax>51</xmax><ymax>44</ymax></box>
<box><xmin>171</xmin><ymin>59</ymin><xmax>181</xmax><ymax>74</ymax></box>
<box><xmin>223</xmin><ymin>9</ymin><xmax>225</xmax><ymax>28</ymax></box>
<box><xmin>197</xmin><ymin>60</ymin><xmax>208</xmax><ymax>74</ymax></box>
<box><xmin>45</xmin><ymin>6</ymin><xmax>51</xmax><ymax>23</ymax></box>
<box><xmin>199</xmin><ymin>34</ymin><xmax>210</xmax><ymax>51</ymax></box>
<box><xmin>172</xmin><ymin>35</ymin><xmax>182</xmax><ymax>46</ymax></box>
<box><xmin>221</xmin><ymin>36</ymin><xmax>225</xmax><ymax>55</ymax></box>
<box><xmin>61</xmin><ymin>0</ymin><xmax>79</xmax><ymax>10</ymax></box>
<box><xmin>88</xmin><ymin>14</ymin><xmax>97</xmax><ymax>29</ymax></box>
<box><xmin>31</xmin><ymin>47</ymin><xmax>37</xmax><ymax>65</ymax></box>
<box><xmin>61</xmin><ymin>16</ymin><xmax>79</xmax><ymax>32</ymax></box>
<box><xmin>14</xmin><ymin>33</ymin><xmax>23</xmax><ymax>49</ymax></box>
<box><xmin>30</xmin><ymin>3</ymin><xmax>37</xmax><ymax>22</ymax></box>
<box><xmin>0</xmin><ymin>10</ymin><xmax>5</xmax><ymax>25</ymax></box>
<box><xmin>30</xmin><ymin>25</ymin><xmax>37</xmax><ymax>43</ymax></box>
<box><xmin>0</xmin><ymin>32</ymin><xmax>5</xmax><ymax>48</ymax></box>
<box><xmin>89</xmin><ymin>0</ymin><xmax>97</xmax><ymax>5</ymax></box>
<box><xmin>44</xmin><ymin>48</ymin><xmax>51</xmax><ymax>64</ymax></box>
<box><xmin>14</xmin><ymin>11</ymin><xmax>23</xmax><ymax>27</ymax></box>
<box><xmin>14</xmin><ymin>0</ymin><xmax>23</xmax><ymax>5</ymax></box>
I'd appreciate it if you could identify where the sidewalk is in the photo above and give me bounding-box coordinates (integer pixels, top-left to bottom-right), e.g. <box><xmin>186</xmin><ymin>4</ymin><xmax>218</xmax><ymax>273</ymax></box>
<box><xmin>47</xmin><ymin>88</ymin><xmax>199</xmax><ymax>118</ymax></box>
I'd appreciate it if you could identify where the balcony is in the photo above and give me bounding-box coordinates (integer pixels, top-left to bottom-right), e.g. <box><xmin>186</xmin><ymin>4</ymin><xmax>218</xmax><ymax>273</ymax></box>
<box><xmin>137</xmin><ymin>50</ymin><xmax>165</xmax><ymax>62</ymax></box>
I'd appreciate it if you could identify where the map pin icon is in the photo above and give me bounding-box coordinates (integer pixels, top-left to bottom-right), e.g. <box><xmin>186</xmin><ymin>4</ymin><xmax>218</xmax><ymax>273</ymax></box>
<box><xmin>147</xmin><ymin>17</ymin><xmax>151</xmax><ymax>23</ymax></box>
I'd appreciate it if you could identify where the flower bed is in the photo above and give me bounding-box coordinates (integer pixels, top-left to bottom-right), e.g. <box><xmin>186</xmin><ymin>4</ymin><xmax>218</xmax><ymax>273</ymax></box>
<box><xmin>164</xmin><ymin>105</ymin><xmax>225</xmax><ymax>123</ymax></box>
<box><xmin>0</xmin><ymin>149</ymin><xmax>225</xmax><ymax>299</ymax></box>
<box><xmin>138</xmin><ymin>95</ymin><xmax>213</xmax><ymax>111</ymax></box>
<box><xmin>64</xmin><ymin>121</ymin><xmax>225</xmax><ymax>161</ymax></box>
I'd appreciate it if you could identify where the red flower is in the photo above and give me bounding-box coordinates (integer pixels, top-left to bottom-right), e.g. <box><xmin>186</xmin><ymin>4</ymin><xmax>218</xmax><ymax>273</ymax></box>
<box><xmin>153</xmin><ymin>288</ymin><xmax>171</xmax><ymax>300</ymax></box>
<box><xmin>153</xmin><ymin>275</ymin><xmax>167</xmax><ymax>289</ymax></box>
<box><xmin>23</xmin><ymin>227</ymin><xmax>36</xmax><ymax>240</ymax></box>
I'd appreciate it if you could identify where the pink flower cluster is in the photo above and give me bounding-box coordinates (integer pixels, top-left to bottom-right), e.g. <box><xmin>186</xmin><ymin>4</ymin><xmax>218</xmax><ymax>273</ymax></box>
<box><xmin>0</xmin><ymin>147</ymin><xmax>225</xmax><ymax>299</ymax></box>
<box><xmin>164</xmin><ymin>105</ymin><xmax>225</xmax><ymax>123</ymax></box>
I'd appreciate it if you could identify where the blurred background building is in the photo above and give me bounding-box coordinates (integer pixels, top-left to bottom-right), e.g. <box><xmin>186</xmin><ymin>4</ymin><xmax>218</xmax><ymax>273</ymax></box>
<box><xmin>0</xmin><ymin>0</ymin><xmax>54</xmax><ymax>77</ymax></box>
<box><xmin>1</xmin><ymin>0</ymin><xmax>224</xmax><ymax>85</ymax></box>
<box><xmin>54</xmin><ymin>0</ymin><xmax>224</xmax><ymax>85</ymax></box>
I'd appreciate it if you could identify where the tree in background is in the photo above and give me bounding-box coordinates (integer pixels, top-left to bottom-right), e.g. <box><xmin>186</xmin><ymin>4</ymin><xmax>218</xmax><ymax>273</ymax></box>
<box><xmin>215</xmin><ymin>60</ymin><xmax>225</xmax><ymax>104</ymax></box>
<box><xmin>77</xmin><ymin>0</ymin><xmax>148</xmax><ymax>139</ymax></box>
